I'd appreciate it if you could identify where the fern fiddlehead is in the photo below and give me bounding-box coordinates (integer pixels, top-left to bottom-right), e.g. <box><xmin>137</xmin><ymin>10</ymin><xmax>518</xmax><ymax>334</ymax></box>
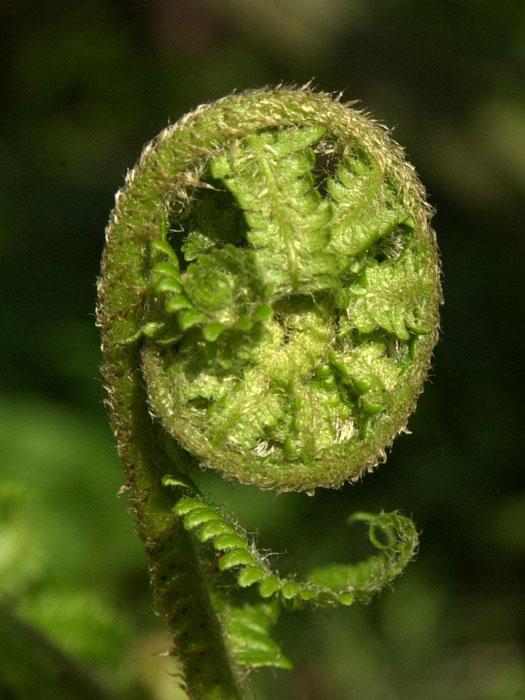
<box><xmin>97</xmin><ymin>87</ymin><xmax>441</xmax><ymax>698</ymax></box>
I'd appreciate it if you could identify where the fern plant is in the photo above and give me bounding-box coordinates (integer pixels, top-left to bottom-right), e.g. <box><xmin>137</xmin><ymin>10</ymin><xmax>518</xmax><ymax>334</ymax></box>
<box><xmin>97</xmin><ymin>87</ymin><xmax>441</xmax><ymax>699</ymax></box>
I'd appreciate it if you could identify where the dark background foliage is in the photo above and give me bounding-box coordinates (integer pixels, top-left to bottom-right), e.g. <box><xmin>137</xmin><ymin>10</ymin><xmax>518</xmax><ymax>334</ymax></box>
<box><xmin>1</xmin><ymin>1</ymin><xmax>524</xmax><ymax>698</ymax></box>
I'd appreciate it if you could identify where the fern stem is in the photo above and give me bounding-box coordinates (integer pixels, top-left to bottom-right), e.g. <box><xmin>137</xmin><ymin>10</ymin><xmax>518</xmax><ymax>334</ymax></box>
<box><xmin>99</xmin><ymin>340</ymin><xmax>246</xmax><ymax>697</ymax></box>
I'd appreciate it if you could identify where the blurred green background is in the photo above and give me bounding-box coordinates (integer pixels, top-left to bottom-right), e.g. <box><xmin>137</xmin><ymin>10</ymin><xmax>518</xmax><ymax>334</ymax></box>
<box><xmin>1</xmin><ymin>1</ymin><xmax>524</xmax><ymax>698</ymax></box>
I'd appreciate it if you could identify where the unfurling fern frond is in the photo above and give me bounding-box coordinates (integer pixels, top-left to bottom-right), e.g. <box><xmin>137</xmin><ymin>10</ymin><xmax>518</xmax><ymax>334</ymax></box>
<box><xmin>98</xmin><ymin>87</ymin><xmax>441</xmax><ymax>699</ymax></box>
<box><xmin>172</xmin><ymin>491</ymin><xmax>418</xmax><ymax>610</ymax></box>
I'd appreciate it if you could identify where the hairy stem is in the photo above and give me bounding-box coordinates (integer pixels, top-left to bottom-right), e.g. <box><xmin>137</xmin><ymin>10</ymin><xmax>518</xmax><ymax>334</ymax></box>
<box><xmin>100</xmin><ymin>343</ymin><xmax>245</xmax><ymax>697</ymax></box>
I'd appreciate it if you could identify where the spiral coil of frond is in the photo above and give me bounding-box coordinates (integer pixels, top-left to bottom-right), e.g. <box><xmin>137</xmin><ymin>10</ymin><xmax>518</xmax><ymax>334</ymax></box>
<box><xmin>98</xmin><ymin>87</ymin><xmax>440</xmax><ymax>698</ymax></box>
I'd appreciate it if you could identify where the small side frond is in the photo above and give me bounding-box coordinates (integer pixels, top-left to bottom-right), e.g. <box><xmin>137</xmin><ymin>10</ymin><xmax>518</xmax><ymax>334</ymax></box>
<box><xmin>174</xmin><ymin>496</ymin><xmax>418</xmax><ymax>616</ymax></box>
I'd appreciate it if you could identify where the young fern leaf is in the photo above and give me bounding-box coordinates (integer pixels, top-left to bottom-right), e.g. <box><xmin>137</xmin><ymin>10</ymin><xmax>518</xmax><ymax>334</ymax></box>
<box><xmin>172</xmin><ymin>493</ymin><xmax>418</xmax><ymax>610</ymax></box>
<box><xmin>98</xmin><ymin>87</ymin><xmax>441</xmax><ymax>699</ymax></box>
<box><xmin>210</xmin><ymin>125</ymin><xmax>333</xmax><ymax>293</ymax></box>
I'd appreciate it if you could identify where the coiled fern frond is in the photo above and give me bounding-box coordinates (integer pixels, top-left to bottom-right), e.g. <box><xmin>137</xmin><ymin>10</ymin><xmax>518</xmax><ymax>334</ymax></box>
<box><xmin>98</xmin><ymin>87</ymin><xmax>441</xmax><ymax>699</ymax></box>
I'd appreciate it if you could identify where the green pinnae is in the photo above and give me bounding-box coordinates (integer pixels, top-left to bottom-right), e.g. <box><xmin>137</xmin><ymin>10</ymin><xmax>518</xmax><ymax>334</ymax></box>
<box><xmin>291</xmin><ymin>414</ymin><xmax>303</xmax><ymax>431</ymax></box>
<box><xmin>184</xmin><ymin>261</ymin><xmax>232</xmax><ymax>311</ymax></box>
<box><xmin>330</xmin><ymin>356</ymin><xmax>349</xmax><ymax>378</ymax></box>
<box><xmin>183</xmin><ymin>506</ymin><xmax>221</xmax><ymax>529</ymax></box>
<box><xmin>177</xmin><ymin>309</ymin><xmax>208</xmax><ymax>331</ymax></box>
<box><xmin>213</xmin><ymin>533</ymin><xmax>249</xmax><ymax>552</ymax></box>
<box><xmin>327</xmin><ymin>392</ymin><xmax>342</xmax><ymax>407</ymax></box>
<box><xmin>152</xmin><ymin>239</ymin><xmax>180</xmax><ymax>264</ymax></box>
<box><xmin>259</xmin><ymin>577</ymin><xmax>282</xmax><ymax>598</ymax></box>
<box><xmin>361</xmin><ymin>399</ymin><xmax>384</xmax><ymax>415</ymax></box>
<box><xmin>140</xmin><ymin>321</ymin><xmax>165</xmax><ymax>339</ymax></box>
<box><xmin>282</xmin><ymin>437</ymin><xmax>295</xmax><ymax>456</ymax></box>
<box><xmin>165</xmin><ymin>294</ymin><xmax>191</xmax><ymax>313</ymax></box>
<box><xmin>233</xmin><ymin>317</ymin><xmax>253</xmax><ymax>332</ymax></box>
<box><xmin>293</xmin><ymin>396</ymin><xmax>303</xmax><ymax>410</ymax></box>
<box><xmin>338</xmin><ymin>592</ymin><xmax>355</xmax><ymax>606</ymax></box>
<box><xmin>196</xmin><ymin>519</ymin><xmax>236</xmax><ymax>543</ymax></box>
<box><xmin>281</xmin><ymin>582</ymin><xmax>301</xmax><ymax>600</ymax></box>
<box><xmin>152</xmin><ymin>261</ymin><xmax>180</xmax><ymax>279</ymax></box>
<box><xmin>237</xmin><ymin>566</ymin><xmax>266</xmax><ymax>588</ymax></box>
<box><xmin>173</xmin><ymin>497</ymin><xmax>204</xmax><ymax>517</ymax></box>
<box><xmin>203</xmin><ymin>322</ymin><xmax>226</xmax><ymax>342</ymax></box>
<box><xmin>321</xmin><ymin>376</ymin><xmax>337</xmax><ymax>391</ymax></box>
<box><xmin>316</xmin><ymin>364</ymin><xmax>332</xmax><ymax>378</ymax></box>
<box><xmin>338</xmin><ymin>404</ymin><xmax>352</xmax><ymax>420</ymax></box>
<box><xmin>156</xmin><ymin>277</ymin><xmax>182</xmax><ymax>294</ymax></box>
<box><xmin>252</xmin><ymin>305</ymin><xmax>274</xmax><ymax>322</ymax></box>
<box><xmin>353</xmin><ymin>377</ymin><xmax>372</xmax><ymax>393</ymax></box>
<box><xmin>219</xmin><ymin>549</ymin><xmax>256</xmax><ymax>572</ymax></box>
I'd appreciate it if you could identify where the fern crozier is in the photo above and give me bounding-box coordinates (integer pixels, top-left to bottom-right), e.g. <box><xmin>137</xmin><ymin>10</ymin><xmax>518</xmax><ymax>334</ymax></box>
<box><xmin>97</xmin><ymin>87</ymin><xmax>441</xmax><ymax>698</ymax></box>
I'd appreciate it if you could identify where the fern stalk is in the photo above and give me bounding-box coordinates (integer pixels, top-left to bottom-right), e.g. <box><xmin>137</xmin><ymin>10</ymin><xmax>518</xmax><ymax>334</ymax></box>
<box><xmin>97</xmin><ymin>87</ymin><xmax>441</xmax><ymax>699</ymax></box>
